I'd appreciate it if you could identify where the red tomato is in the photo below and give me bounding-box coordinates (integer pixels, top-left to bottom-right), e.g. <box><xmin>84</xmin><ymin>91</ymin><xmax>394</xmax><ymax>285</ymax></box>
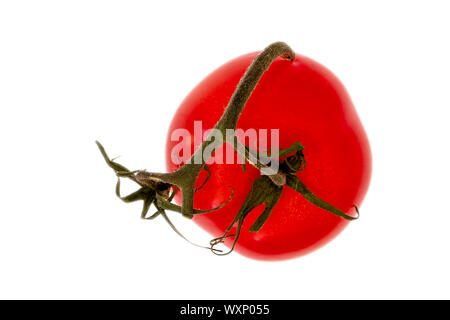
<box><xmin>165</xmin><ymin>51</ymin><xmax>371</xmax><ymax>260</ymax></box>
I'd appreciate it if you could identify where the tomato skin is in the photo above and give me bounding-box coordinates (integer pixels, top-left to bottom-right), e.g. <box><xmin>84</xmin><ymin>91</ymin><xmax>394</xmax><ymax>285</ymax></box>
<box><xmin>165</xmin><ymin>51</ymin><xmax>371</xmax><ymax>260</ymax></box>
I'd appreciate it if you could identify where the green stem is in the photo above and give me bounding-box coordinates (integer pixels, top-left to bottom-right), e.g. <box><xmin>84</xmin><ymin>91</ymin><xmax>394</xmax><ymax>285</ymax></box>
<box><xmin>137</xmin><ymin>42</ymin><xmax>295</xmax><ymax>218</ymax></box>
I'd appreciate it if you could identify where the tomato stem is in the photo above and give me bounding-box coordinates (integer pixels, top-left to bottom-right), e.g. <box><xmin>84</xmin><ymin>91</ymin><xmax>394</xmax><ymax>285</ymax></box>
<box><xmin>125</xmin><ymin>42</ymin><xmax>295</xmax><ymax>218</ymax></box>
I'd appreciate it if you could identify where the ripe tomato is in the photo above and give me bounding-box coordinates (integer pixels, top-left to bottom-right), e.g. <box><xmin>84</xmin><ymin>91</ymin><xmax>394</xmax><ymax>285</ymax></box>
<box><xmin>165</xmin><ymin>51</ymin><xmax>371</xmax><ymax>260</ymax></box>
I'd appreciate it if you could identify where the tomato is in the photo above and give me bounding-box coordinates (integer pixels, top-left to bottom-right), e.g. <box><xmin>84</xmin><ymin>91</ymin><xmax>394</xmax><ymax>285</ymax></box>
<box><xmin>165</xmin><ymin>51</ymin><xmax>371</xmax><ymax>260</ymax></box>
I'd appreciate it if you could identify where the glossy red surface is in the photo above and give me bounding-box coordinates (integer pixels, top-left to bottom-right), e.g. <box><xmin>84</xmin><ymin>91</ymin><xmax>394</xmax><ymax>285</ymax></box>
<box><xmin>165</xmin><ymin>52</ymin><xmax>371</xmax><ymax>260</ymax></box>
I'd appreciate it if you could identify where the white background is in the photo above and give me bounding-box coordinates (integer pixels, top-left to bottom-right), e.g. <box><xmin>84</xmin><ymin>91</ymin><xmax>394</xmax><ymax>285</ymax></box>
<box><xmin>1</xmin><ymin>1</ymin><xmax>449</xmax><ymax>299</ymax></box>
